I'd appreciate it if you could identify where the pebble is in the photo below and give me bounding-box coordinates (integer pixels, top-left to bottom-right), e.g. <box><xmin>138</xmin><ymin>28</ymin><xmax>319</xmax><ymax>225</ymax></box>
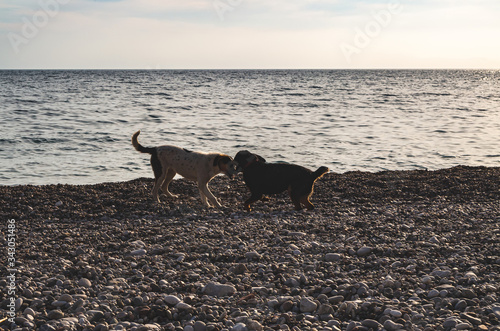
<box><xmin>203</xmin><ymin>282</ymin><xmax>237</xmax><ymax>297</ymax></box>
<box><xmin>47</xmin><ymin>310</ymin><xmax>64</xmax><ymax>320</ymax></box>
<box><xmin>163</xmin><ymin>295</ymin><xmax>182</xmax><ymax>306</ymax></box>
<box><xmin>383</xmin><ymin>319</ymin><xmax>404</xmax><ymax>331</ymax></box>
<box><xmin>245</xmin><ymin>251</ymin><xmax>261</xmax><ymax>260</ymax></box>
<box><xmin>58</xmin><ymin>294</ymin><xmax>73</xmax><ymax>303</ymax></box>
<box><xmin>3</xmin><ymin>167</ymin><xmax>498</xmax><ymax>331</ymax></box>
<box><xmin>299</xmin><ymin>297</ymin><xmax>318</xmax><ymax>313</ymax></box>
<box><xmin>325</xmin><ymin>253</ymin><xmax>342</xmax><ymax>262</ymax></box>
<box><xmin>78</xmin><ymin>278</ymin><xmax>92</xmax><ymax>288</ymax></box>
<box><xmin>130</xmin><ymin>248</ymin><xmax>147</xmax><ymax>256</ymax></box>
<box><xmin>356</xmin><ymin>246</ymin><xmax>372</xmax><ymax>257</ymax></box>
<box><xmin>362</xmin><ymin>319</ymin><xmax>382</xmax><ymax>329</ymax></box>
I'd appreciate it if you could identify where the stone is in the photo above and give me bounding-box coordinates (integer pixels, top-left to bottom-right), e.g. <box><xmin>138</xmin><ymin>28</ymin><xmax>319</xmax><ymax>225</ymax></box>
<box><xmin>280</xmin><ymin>300</ymin><xmax>294</xmax><ymax>312</ymax></box>
<box><xmin>246</xmin><ymin>319</ymin><xmax>263</xmax><ymax>331</ymax></box>
<box><xmin>130</xmin><ymin>249</ymin><xmax>147</xmax><ymax>256</ymax></box>
<box><xmin>455</xmin><ymin>300</ymin><xmax>467</xmax><ymax>310</ymax></box>
<box><xmin>428</xmin><ymin>289</ymin><xmax>440</xmax><ymax>298</ymax></box>
<box><xmin>231</xmin><ymin>323</ymin><xmax>248</xmax><ymax>331</ymax></box>
<box><xmin>384</xmin><ymin>320</ymin><xmax>404</xmax><ymax>331</ymax></box>
<box><xmin>362</xmin><ymin>319</ymin><xmax>382</xmax><ymax>329</ymax></box>
<box><xmin>47</xmin><ymin>310</ymin><xmax>64</xmax><ymax>320</ymax></box>
<box><xmin>325</xmin><ymin>253</ymin><xmax>342</xmax><ymax>262</ymax></box>
<box><xmin>175</xmin><ymin>302</ymin><xmax>194</xmax><ymax>311</ymax></box>
<box><xmin>443</xmin><ymin>317</ymin><xmax>458</xmax><ymax>329</ymax></box>
<box><xmin>245</xmin><ymin>251</ymin><xmax>261</xmax><ymax>260</ymax></box>
<box><xmin>317</xmin><ymin>304</ymin><xmax>334</xmax><ymax>315</ymax></box>
<box><xmin>78</xmin><ymin>278</ymin><xmax>92</xmax><ymax>288</ymax></box>
<box><xmin>163</xmin><ymin>295</ymin><xmax>182</xmax><ymax>306</ymax></box>
<box><xmin>329</xmin><ymin>295</ymin><xmax>344</xmax><ymax>304</ymax></box>
<box><xmin>460</xmin><ymin>313</ymin><xmax>482</xmax><ymax>325</ymax></box>
<box><xmin>203</xmin><ymin>282</ymin><xmax>237</xmax><ymax>297</ymax></box>
<box><xmin>299</xmin><ymin>297</ymin><xmax>317</xmax><ymax>313</ymax></box>
<box><xmin>357</xmin><ymin>246</ymin><xmax>372</xmax><ymax>257</ymax></box>
<box><xmin>456</xmin><ymin>322</ymin><xmax>473</xmax><ymax>330</ymax></box>
<box><xmin>193</xmin><ymin>321</ymin><xmax>207</xmax><ymax>331</ymax></box>
<box><xmin>58</xmin><ymin>294</ymin><xmax>73</xmax><ymax>303</ymax></box>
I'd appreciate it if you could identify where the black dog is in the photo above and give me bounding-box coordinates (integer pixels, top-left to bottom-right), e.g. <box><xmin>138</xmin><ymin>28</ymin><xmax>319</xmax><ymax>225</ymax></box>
<box><xmin>234</xmin><ymin>150</ymin><xmax>329</xmax><ymax>211</ymax></box>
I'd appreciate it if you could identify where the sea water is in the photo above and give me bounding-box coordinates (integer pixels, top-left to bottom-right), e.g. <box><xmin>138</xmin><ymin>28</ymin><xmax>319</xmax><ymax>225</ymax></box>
<box><xmin>1</xmin><ymin>69</ymin><xmax>499</xmax><ymax>185</ymax></box>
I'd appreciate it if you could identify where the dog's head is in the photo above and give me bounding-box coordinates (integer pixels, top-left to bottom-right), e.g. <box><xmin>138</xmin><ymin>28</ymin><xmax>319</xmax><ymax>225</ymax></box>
<box><xmin>214</xmin><ymin>154</ymin><xmax>238</xmax><ymax>178</ymax></box>
<box><xmin>234</xmin><ymin>150</ymin><xmax>266</xmax><ymax>172</ymax></box>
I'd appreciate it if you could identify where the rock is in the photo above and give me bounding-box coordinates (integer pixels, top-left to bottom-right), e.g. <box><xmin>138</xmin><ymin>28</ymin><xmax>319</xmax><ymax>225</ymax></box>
<box><xmin>299</xmin><ymin>297</ymin><xmax>317</xmax><ymax>313</ymax></box>
<box><xmin>317</xmin><ymin>304</ymin><xmax>334</xmax><ymax>315</ymax></box>
<box><xmin>281</xmin><ymin>300</ymin><xmax>294</xmax><ymax>312</ymax></box>
<box><xmin>455</xmin><ymin>300</ymin><xmax>467</xmax><ymax>310</ymax></box>
<box><xmin>246</xmin><ymin>320</ymin><xmax>263</xmax><ymax>331</ymax></box>
<box><xmin>78</xmin><ymin>278</ymin><xmax>92</xmax><ymax>288</ymax></box>
<box><xmin>428</xmin><ymin>289</ymin><xmax>440</xmax><ymax>298</ymax></box>
<box><xmin>325</xmin><ymin>253</ymin><xmax>342</xmax><ymax>262</ymax></box>
<box><xmin>231</xmin><ymin>323</ymin><xmax>248</xmax><ymax>331</ymax></box>
<box><xmin>47</xmin><ymin>310</ymin><xmax>64</xmax><ymax>320</ymax></box>
<box><xmin>15</xmin><ymin>297</ymin><xmax>23</xmax><ymax>311</ymax></box>
<box><xmin>460</xmin><ymin>313</ymin><xmax>482</xmax><ymax>325</ymax></box>
<box><xmin>175</xmin><ymin>302</ymin><xmax>194</xmax><ymax>311</ymax></box>
<box><xmin>233</xmin><ymin>263</ymin><xmax>249</xmax><ymax>274</ymax></box>
<box><xmin>245</xmin><ymin>251</ymin><xmax>261</xmax><ymax>260</ymax></box>
<box><xmin>384</xmin><ymin>320</ymin><xmax>404</xmax><ymax>331</ymax></box>
<box><xmin>203</xmin><ymin>282</ymin><xmax>237</xmax><ymax>297</ymax></box>
<box><xmin>362</xmin><ymin>319</ymin><xmax>382</xmax><ymax>329</ymax></box>
<box><xmin>23</xmin><ymin>307</ymin><xmax>36</xmax><ymax>317</ymax></box>
<box><xmin>329</xmin><ymin>295</ymin><xmax>344</xmax><ymax>304</ymax></box>
<box><xmin>443</xmin><ymin>317</ymin><xmax>458</xmax><ymax>328</ymax></box>
<box><xmin>132</xmin><ymin>296</ymin><xmax>144</xmax><ymax>306</ymax></box>
<box><xmin>389</xmin><ymin>309</ymin><xmax>402</xmax><ymax>318</ymax></box>
<box><xmin>130</xmin><ymin>248</ymin><xmax>147</xmax><ymax>256</ymax></box>
<box><xmin>58</xmin><ymin>294</ymin><xmax>73</xmax><ymax>303</ymax></box>
<box><xmin>193</xmin><ymin>321</ymin><xmax>207</xmax><ymax>331</ymax></box>
<box><xmin>456</xmin><ymin>322</ymin><xmax>473</xmax><ymax>330</ymax></box>
<box><xmin>163</xmin><ymin>295</ymin><xmax>182</xmax><ymax>306</ymax></box>
<box><xmin>357</xmin><ymin>247</ymin><xmax>372</xmax><ymax>257</ymax></box>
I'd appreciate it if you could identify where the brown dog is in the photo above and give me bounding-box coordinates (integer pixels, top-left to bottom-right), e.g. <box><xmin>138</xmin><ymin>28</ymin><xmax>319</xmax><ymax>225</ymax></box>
<box><xmin>234</xmin><ymin>150</ymin><xmax>329</xmax><ymax>211</ymax></box>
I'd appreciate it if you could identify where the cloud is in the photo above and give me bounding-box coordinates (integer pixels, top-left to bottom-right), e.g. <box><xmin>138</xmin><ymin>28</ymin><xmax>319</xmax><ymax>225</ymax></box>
<box><xmin>0</xmin><ymin>0</ymin><xmax>499</xmax><ymax>68</ymax></box>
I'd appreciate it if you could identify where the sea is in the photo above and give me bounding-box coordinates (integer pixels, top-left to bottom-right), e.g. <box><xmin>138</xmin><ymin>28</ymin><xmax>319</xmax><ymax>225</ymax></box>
<box><xmin>1</xmin><ymin>69</ymin><xmax>499</xmax><ymax>186</ymax></box>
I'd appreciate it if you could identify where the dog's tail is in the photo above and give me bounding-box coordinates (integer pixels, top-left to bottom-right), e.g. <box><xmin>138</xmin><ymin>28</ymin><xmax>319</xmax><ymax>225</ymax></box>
<box><xmin>132</xmin><ymin>130</ymin><xmax>156</xmax><ymax>154</ymax></box>
<box><xmin>312</xmin><ymin>166</ymin><xmax>329</xmax><ymax>182</ymax></box>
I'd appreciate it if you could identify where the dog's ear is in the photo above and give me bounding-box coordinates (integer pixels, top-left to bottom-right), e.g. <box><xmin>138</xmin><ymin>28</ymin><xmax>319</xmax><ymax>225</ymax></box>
<box><xmin>254</xmin><ymin>154</ymin><xmax>266</xmax><ymax>163</ymax></box>
<box><xmin>213</xmin><ymin>154</ymin><xmax>232</xmax><ymax>167</ymax></box>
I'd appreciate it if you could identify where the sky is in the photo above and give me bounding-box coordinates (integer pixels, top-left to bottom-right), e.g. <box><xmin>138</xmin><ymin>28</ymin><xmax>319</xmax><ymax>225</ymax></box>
<box><xmin>1</xmin><ymin>0</ymin><xmax>500</xmax><ymax>69</ymax></box>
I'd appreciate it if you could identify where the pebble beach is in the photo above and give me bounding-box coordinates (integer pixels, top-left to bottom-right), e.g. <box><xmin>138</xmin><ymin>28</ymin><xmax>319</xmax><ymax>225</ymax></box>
<box><xmin>1</xmin><ymin>166</ymin><xmax>499</xmax><ymax>331</ymax></box>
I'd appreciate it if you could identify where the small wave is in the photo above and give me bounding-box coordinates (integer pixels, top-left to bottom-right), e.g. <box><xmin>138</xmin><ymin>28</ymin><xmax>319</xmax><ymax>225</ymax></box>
<box><xmin>15</xmin><ymin>98</ymin><xmax>41</xmax><ymax>104</ymax></box>
<box><xmin>22</xmin><ymin>137</ymin><xmax>69</xmax><ymax>144</ymax></box>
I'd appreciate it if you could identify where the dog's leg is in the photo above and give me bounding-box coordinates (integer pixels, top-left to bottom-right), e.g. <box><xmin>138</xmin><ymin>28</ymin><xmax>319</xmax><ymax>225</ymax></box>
<box><xmin>161</xmin><ymin>169</ymin><xmax>178</xmax><ymax>198</ymax></box>
<box><xmin>288</xmin><ymin>187</ymin><xmax>304</xmax><ymax>211</ymax></box>
<box><xmin>152</xmin><ymin>171</ymin><xmax>168</xmax><ymax>203</ymax></box>
<box><xmin>198</xmin><ymin>182</ymin><xmax>221</xmax><ymax>208</ymax></box>
<box><xmin>244</xmin><ymin>192</ymin><xmax>263</xmax><ymax>211</ymax></box>
<box><xmin>198</xmin><ymin>186</ymin><xmax>210</xmax><ymax>207</ymax></box>
<box><xmin>300</xmin><ymin>196</ymin><xmax>314</xmax><ymax>210</ymax></box>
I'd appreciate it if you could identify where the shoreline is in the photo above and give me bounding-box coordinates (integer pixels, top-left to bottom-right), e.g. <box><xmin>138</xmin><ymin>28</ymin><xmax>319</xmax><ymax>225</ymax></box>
<box><xmin>1</xmin><ymin>166</ymin><xmax>499</xmax><ymax>331</ymax></box>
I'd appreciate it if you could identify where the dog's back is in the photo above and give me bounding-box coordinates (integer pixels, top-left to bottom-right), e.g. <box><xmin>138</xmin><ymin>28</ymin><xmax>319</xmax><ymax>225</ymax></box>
<box><xmin>243</xmin><ymin>162</ymin><xmax>327</xmax><ymax>194</ymax></box>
